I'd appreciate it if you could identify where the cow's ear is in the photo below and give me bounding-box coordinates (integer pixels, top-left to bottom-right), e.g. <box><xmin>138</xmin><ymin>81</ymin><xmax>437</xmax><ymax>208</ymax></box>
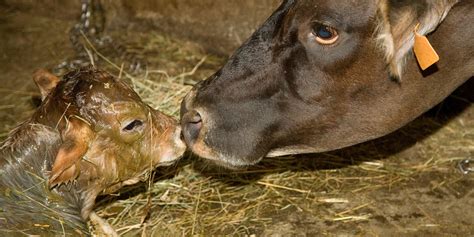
<box><xmin>33</xmin><ymin>69</ymin><xmax>60</xmax><ymax>101</ymax></box>
<box><xmin>376</xmin><ymin>0</ymin><xmax>457</xmax><ymax>81</ymax></box>
<box><xmin>49</xmin><ymin>117</ymin><xmax>94</xmax><ymax>188</ymax></box>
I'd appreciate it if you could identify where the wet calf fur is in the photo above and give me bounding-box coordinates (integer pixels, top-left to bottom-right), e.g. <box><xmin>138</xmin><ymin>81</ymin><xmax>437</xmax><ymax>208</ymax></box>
<box><xmin>0</xmin><ymin>68</ymin><xmax>185</xmax><ymax>235</ymax></box>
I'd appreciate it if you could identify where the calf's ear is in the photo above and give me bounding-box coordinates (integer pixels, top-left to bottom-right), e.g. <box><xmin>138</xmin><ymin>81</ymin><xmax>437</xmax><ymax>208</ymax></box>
<box><xmin>49</xmin><ymin>117</ymin><xmax>94</xmax><ymax>188</ymax></box>
<box><xmin>376</xmin><ymin>0</ymin><xmax>458</xmax><ymax>81</ymax></box>
<box><xmin>33</xmin><ymin>69</ymin><xmax>60</xmax><ymax>101</ymax></box>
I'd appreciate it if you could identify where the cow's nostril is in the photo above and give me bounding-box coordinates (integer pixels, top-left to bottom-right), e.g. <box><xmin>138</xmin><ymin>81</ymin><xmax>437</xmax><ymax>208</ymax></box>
<box><xmin>188</xmin><ymin>112</ymin><xmax>202</xmax><ymax>124</ymax></box>
<box><xmin>182</xmin><ymin>110</ymin><xmax>203</xmax><ymax>145</ymax></box>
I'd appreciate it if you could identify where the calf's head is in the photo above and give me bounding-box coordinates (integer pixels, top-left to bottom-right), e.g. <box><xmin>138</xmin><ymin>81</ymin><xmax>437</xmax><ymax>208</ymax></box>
<box><xmin>181</xmin><ymin>0</ymin><xmax>460</xmax><ymax>168</ymax></box>
<box><xmin>33</xmin><ymin>68</ymin><xmax>185</xmax><ymax>217</ymax></box>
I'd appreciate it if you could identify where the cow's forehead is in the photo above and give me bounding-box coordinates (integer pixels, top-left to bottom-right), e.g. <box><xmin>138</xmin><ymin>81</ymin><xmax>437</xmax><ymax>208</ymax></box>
<box><xmin>294</xmin><ymin>0</ymin><xmax>377</xmax><ymax>27</ymax></box>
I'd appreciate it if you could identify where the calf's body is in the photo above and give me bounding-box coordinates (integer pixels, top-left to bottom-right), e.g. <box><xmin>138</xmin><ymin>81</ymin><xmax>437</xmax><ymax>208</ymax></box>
<box><xmin>0</xmin><ymin>125</ymin><xmax>87</xmax><ymax>235</ymax></box>
<box><xmin>0</xmin><ymin>68</ymin><xmax>185</xmax><ymax>235</ymax></box>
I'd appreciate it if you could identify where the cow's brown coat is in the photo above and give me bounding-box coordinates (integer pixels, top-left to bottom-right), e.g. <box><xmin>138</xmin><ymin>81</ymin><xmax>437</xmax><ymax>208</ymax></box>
<box><xmin>181</xmin><ymin>0</ymin><xmax>473</xmax><ymax>167</ymax></box>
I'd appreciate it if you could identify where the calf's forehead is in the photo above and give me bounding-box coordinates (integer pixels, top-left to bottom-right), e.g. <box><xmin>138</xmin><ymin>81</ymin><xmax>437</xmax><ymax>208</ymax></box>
<box><xmin>60</xmin><ymin>69</ymin><xmax>140</xmax><ymax>103</ymax></box>
<box><xmin>54</xmin><ymin>71</ymin><xmax>147</xmax><ymax>125</ymax></box>
<box><xmin>79</xmin><ymin>81</ymin><xmax>147</xmax><ymax>120</ymax></box>
<box><xmin>80</xmin><ymin>79</ymin><xmax>142</xmax><ymax>105</ymax></box>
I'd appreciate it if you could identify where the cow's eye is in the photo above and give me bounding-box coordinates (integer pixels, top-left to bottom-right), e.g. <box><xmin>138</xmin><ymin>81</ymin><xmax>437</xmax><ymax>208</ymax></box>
<box><xmin>312</xmin><ymin>23</ymin><xmax>339</xmax><ymax>45</ymax></box>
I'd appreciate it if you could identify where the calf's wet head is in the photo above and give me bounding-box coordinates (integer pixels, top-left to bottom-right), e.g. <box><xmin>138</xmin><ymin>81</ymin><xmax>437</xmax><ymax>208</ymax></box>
<box><xmin>32</xmin><ymin>67</ymin><xmax>186</xmax><ymax>195</ymax></box>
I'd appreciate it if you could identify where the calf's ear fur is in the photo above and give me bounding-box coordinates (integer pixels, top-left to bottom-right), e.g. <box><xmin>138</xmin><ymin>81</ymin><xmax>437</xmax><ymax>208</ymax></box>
<box><xmin>49</xmin><ymin>117</ymin><xmax>94</xmax><ymax>188</ymax></box>
<box><xmin>33</xmin><ymin>69</ymin><xmax>60</xmax><ymax>100</ymax></box>
<box><xmin>376</xmin><ymin>0</ymin><xmax>459</xmax><ymax>81</ymax></box>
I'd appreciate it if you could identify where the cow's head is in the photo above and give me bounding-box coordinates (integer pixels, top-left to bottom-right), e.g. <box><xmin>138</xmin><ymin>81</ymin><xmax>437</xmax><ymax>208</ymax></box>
<box><xmin>181</xmin><ymin>0</ymin><xmax>458</xmax><ymax>168</ymax></box>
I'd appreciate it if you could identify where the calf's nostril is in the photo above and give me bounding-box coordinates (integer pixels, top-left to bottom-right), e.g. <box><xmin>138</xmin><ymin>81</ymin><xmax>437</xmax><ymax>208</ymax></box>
<box><xmin>182</xmin><ymin>110</ymin><xmax>203</xmax><ymax>145</ymax></box>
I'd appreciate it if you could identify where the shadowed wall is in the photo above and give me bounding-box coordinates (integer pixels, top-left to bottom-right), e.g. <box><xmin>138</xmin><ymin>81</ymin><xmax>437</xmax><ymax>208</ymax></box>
<box><xmin>4</xmin><ymin>0</ymin><xmax>282</xmax><ymax>55</ymax></box>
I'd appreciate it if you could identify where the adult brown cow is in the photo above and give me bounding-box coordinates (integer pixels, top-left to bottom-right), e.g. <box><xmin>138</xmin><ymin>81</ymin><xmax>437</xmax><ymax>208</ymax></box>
<box><xmin>180</xmin><ymin>0</ymin><xmax>473</xmax><ymax>168</ymax></box>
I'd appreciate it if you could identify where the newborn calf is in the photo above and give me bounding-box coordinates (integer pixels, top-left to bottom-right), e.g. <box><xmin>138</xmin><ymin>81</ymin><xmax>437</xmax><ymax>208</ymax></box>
<box><xmin>0</xmin><ymin>68</ymin><xmax>185</xmax><ymax>235</ymax></box>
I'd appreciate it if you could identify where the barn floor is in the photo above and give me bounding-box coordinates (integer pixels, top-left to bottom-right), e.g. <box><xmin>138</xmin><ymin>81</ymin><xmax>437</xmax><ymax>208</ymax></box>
<box><xmin>0</xmin><ymin>5</ymin><xmax>473</xmax><ymax>237</ymax></box>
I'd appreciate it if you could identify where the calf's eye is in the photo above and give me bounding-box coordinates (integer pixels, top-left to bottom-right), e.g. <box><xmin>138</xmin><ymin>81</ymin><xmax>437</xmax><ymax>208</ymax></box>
<box><xmin>122</xmin><ymin>119</ymin><xmax>144</xmax><ymax>132</ymax></box>
<box><xmin>312</xmin><ymin>23</ymin><xmax>339</xmax><ymax>45</ymax></box>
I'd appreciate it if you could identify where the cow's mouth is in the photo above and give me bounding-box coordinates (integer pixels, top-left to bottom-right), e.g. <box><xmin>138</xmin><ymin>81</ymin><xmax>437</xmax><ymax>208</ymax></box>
<box><xmin>186</xmin><ymin>139</ymin><xmax>264</xmax><ymax>170</ymax></box>
<box><xmin>180</xmin><ymin>83</ymin><xmax>276</xmax><ymax>167</ymax></box>
<box><xmin>180</xmin><ymin>107</ymin><xmax>266</xmax><ymax>168</ymax></box>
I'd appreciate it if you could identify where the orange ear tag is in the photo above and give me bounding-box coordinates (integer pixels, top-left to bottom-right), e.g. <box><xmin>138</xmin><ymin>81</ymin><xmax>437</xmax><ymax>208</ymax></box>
<box><xmin>413</xmin><ymin>23</ymin><xmax>439</xmax><ymax>70</ymax></box>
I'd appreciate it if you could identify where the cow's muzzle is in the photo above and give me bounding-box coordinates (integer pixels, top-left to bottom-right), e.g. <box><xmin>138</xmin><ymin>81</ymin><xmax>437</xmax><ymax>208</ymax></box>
<box><xmin>180</xmin><ymin>89</ymin><xmax>213</xmax><ymax>158</ymax></box>
<box><xmin>181</xmin><ymin>109</ymin><xmax>202</xmax><ymax>146</ymax></box>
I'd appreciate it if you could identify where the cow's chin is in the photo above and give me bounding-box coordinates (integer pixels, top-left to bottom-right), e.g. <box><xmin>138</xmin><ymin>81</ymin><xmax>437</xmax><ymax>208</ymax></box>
<box><xmin>188</xmin><ymin>139</ymin><xmax>264</xmax><ymax>169</ymax></box>
<box><xmin>266</xmin><ymin>145</ymin><xmax>324</xmax><ymax>158</ymax></box>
